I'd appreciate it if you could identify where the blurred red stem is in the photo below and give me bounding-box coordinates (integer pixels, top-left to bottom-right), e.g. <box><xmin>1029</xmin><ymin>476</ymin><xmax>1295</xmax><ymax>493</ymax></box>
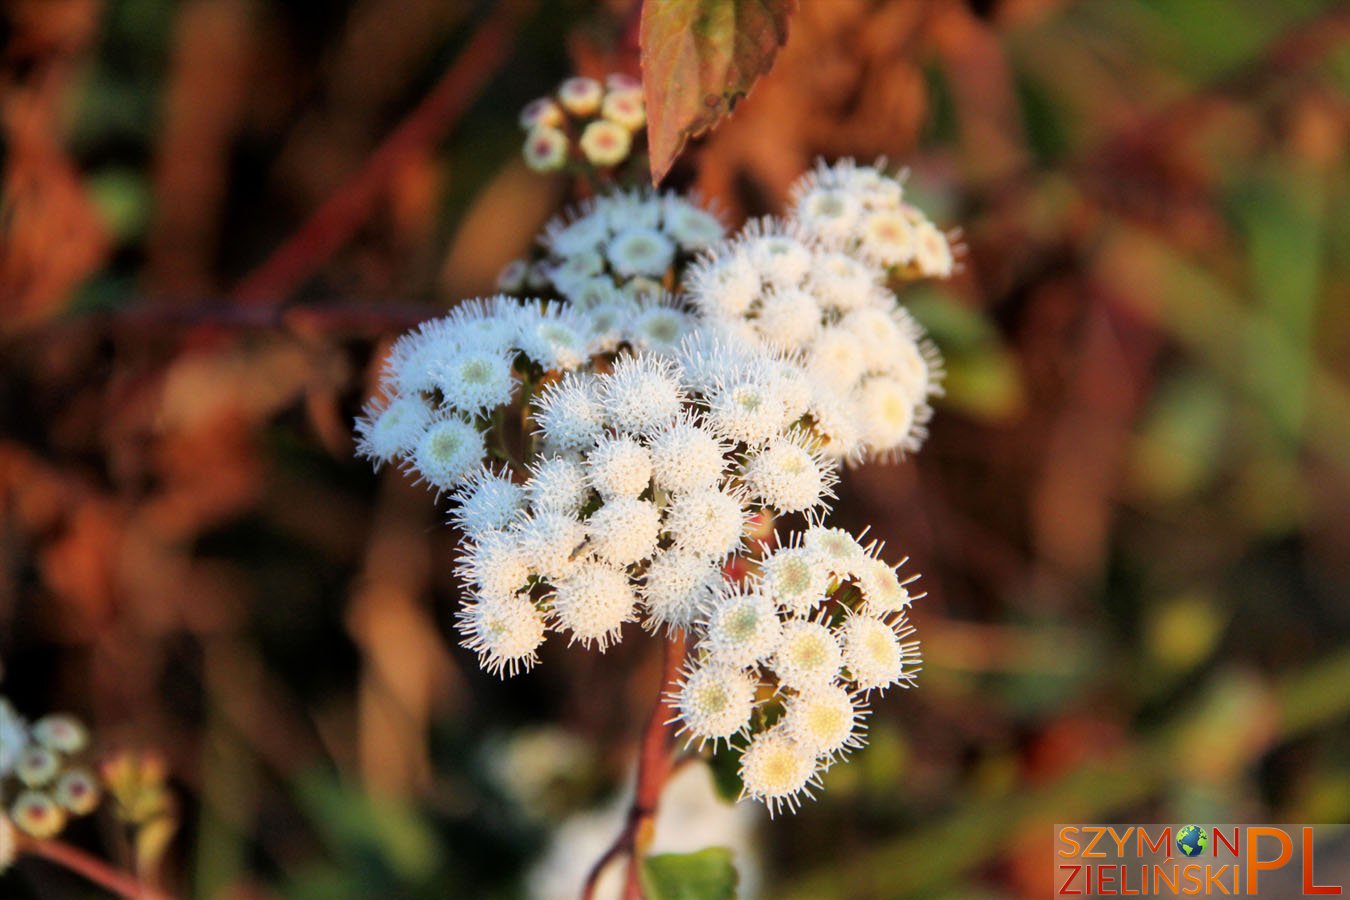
<box><xmin>580</xmin><ymin>633</ymin><xmax>687</xmax><ymax>900</ymax></box>
<box><xmin>229</xmin><ymin>1</ymin><xmax>524</xmax><ymax>306</ymax></box>
<box><xmin>20</xmin><ymin>837</ymin><xmax>170</xmax><ymax>900</ymax></box>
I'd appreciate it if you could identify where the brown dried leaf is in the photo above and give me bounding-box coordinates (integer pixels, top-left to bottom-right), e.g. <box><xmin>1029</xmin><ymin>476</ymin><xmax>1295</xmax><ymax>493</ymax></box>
<box><xmin>640</xmin><ymin>0</ymin><xmax>796</xmax><ymax>184</ymax></box>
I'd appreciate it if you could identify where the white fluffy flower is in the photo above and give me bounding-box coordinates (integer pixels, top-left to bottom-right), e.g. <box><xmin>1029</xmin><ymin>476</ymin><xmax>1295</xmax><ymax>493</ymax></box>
<box><xmin>856</xmin><ymin>555</ymin><xmax>917</xmax><ymax>613</ymax></box>
<box><xmin>600</xmin><ymin>354</ymin><xmax>685</xmax><ymax>437</ymax></box>
<box><xmin>0</xmin><ymin>699</ymin><xmax>28</xmax><ymax>779</ymax></box>
<box><xmin>384</xmin><ymin>318</ymin><xmax>461</xmax><ymax>395</ymax></box>
<box><xmin>642</xmin><ymin>549</ymin><xmax>723</xmax><ymax>633</ymax></box>
<box><xmin>837</xmin><ymin>611</ymin><xmax>920</xmax><ymax>693</ymax></box>
<box><xmin>410</xmin><ymin>417</ymin><xmax>485</xmax><ymax>492</ymax></box>
<box><xmin>664</xmin><ymin>487</ymin><xmax>747</xmax><ymax>559</ymax></box>
<box><xmin>758</xmin><ymin>545</ymin><xmax>831</xmax><ymax>616</ymax></box>
<box><xmin>741</xmin><ymin>434</ymin><xmax>835</xmax><ymax>514</ymax></box>
<box><xmin>649</xmin><ymin>416</ymin><xmax>728</xmax><ymax>494</ymax></box>
<box><xmin>527</xmin><ymin>455</ymin><xmax>591</xmax><ymax>515</ymax></box>
<box><xmin>805</xmin><ymin>327</ymin><xmax>867</xmax><ymax>392</ymax></box>
<box><xmin>792</xmin><ymin>186</ymin><xmax>862</xmax><ymax>243</ymax></box>
<box><xmin>516</xmin><ymin>302</ymin><xmax>591</xmax><ymax>371</ymax></box>
<box><xmin>354</xmin><ymin>395</ymin><xmax>431</xmax><ymax>467</ymax></box>
<box><xmin>514</xmin><ymin>510</ymin><xmax>587</xmax><ymax>582</ymax></box>
<box><xmin>533</xmin><ymin>373</ymin><xmax>607</xmax><ymax>452</ymax></box>
<box><xmin>670</xmin><ymin>663</ymin><xmax>757</xmax><ymax>750</ymax></box>
<box><xmin>754</xmin><ymin>288</ymin><xmax>820</xmax><ymax>352</ymax></box>
<box><xmin>446</xmin><ymin>296</ymin><xmax>522</xmax><ymax>355</ymax></box>
<box><xmin>771</xmin><ymin>618</ymin><xmax>843</xmax><ymax>690</ymax></box>
<box><xmin>859</xmin><ymin>209</ymin><xmax>918</xmax><ymax>266</ymax></box>
<box><xmin>807</xmin><ymin>385</ymin><xmax>865</xmax><ymax>464</ymax></box>
<box><xmin>630</xmin><ymin>300</ymin><xmax>692</xmax><ymax>353</ymax></box>
<box><xmin>456</xmin><ymin>530</ymin><xmax>532</xmax><ymax>601</ymax></box>
<box><xmin>701</xmin><ymin>585</ymin><xmax>782</xmax><ymax>668</ymax></box>
<box><xmin>586</xmin><ymin>435</ymin><xmax>652</xmax><ymax>499</ymax></box>
<box><xmin>738</xmin><ymin>728</ymin><xmax>818</xmax><ymax>817</ymax></box>
<box><xmin>857</xmin><ymin>374</ymin><xmax>922</xmax><ymax>454</ymax></box>
<box><xmin>744</xmin><ymin>225</ymin><xmax>814</xmax><ymax>288</ymax></box>
<box><xmin>781</xmin><ymin>684</ymin><xmax>868</xmax><ymax>761</ymax></box>
<box><xmin>684</xmin><ymin>249</ymin><xmax>763</xmax><ymax>320</ymax></box>
<box><xmin>450</xmin><ymin>466</ymin><xmax>526</xmax><ymax>536</ymax></box>
<box><xmin>550</xmin><ymin>561</ymin><xmax>637</xmax><ymax>650</ymax></box>
<box><xmin>914</xmin><ymin>220</ymin><xmax>955</xmax><ymax>277</ymax></box>
<box><xmin>432</xmin><ymin>348</ymin><xmax>515</xmax><ymax>414</ymax></box>
<box><xmin>587</xmin><ymin>497</ymin><xmax>661</xmax><ymax>566</ymax></box>
<box><xmin>705</xmin><ymin>368</ymin><xmax>792</xmax><ymax>447</ymax></box>
<box><xmin>807</xmin><ymin>252</ymin><xmax>879</xmax><ymax>314</ymax></box>
<box><xmin>662</xmin><ymin>197</ymin><xmax>725</xmax><ymax>251</ymax></box>
<box><xmin>457</xmin><ymin>594</ymin><xmax>547</xmax><ymax>677</ymax></box>
<box><xmin>608</xmin><ymin>226</ymin><xmax>676</xmax><ymax>278</ymax></box>
<box><xmin>802</xmin><ymin>526</ymin><xmax>867</xmax><ymax>577</ymax></box>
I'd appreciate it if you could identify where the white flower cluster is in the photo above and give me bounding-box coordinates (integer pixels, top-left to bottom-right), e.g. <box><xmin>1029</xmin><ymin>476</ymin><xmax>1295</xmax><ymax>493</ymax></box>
<box><xmin>0</xmin><ymin>689</ymin><xmax>101</xmax><ymax>842</ymax></box>
<box><xmin>685</xmin><ymin>218</ymin><xmax>943</xmax><ymax>462</ymax></box>
<box><xmin>520</xmin><ymin>74</ymin><xmax>646</xmax><ymax>172</ymax></box>
<box><xmin>449</xmin><ymin>346</ymin><xmax>843</xmax><ymax>679</ymax></box>
<box><xmin>790</xmin><ymin>158</ymin><xmax>959</xmax><ymax>278</ymax></box>
<box><xmin>671</xmin><ymin>527</ymin><xmax>921</xmax><ymax>816</ymax></box>
<box><xmin>498</xmin><ymin>189</ymin><xmax>726</xmax><ymax>321</ymax></box>
<box><xmin>355</xmin><ymin>157</ymin><xmax>952</xmax><ymax>814</ymax></box>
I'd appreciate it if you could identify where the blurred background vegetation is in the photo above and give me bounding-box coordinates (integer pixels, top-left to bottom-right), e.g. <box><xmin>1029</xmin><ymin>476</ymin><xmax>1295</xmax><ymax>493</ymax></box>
<box><xmin>1</xmin><ymin>0</ymin><xmax>1348</xmax><ymax>896</ymax></box>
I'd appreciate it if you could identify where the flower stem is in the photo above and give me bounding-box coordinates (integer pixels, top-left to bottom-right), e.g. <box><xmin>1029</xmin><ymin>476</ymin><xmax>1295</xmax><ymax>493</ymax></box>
<box><xmin>19</xmin><ymin>836</ymin><xmax>170</xmax><ymax>900</ymax></box>
<box><xmin>581</xmin><ymin>632</ymin><xmax>687</xmax><ymax>900</ymax></box>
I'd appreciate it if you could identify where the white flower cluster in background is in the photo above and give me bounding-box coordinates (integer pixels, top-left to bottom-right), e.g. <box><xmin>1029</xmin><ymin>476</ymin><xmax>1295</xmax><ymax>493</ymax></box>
<box><xmin>354</xmin><ymin>157</ymin><xmax>954</xmax><ymax>814</ymax></box>
<box><xmin>520</xmin><ymin>74</ymin><xmax>646</xmax><ymax>173</ymax></box>
<box><xmin>498</xmin><ymin>188</ymin><xmax>726</xmax><ymax>321</ymax></box>
<box><xmin>685</xmin><ymin>218</ymin><xmax>942</xmax><ymax>463</ymax></box>
<box><xmin>790</xmin><ymin>158</ymin><xmax>960</xmax><ymax>278</ymax></box>
<box><xmin>0</xmin><ymin>678</ymin><xmax>101</xmax><ymax>846</ymax></box>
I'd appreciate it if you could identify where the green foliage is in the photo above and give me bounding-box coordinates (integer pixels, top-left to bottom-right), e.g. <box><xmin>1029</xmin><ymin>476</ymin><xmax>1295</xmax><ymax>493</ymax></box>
<box><xmin>641</xmin><ymin>847</ymin><xmax>739</xmax><ymax>900</ymax></box>
<box><xmin>639</xmin><ymin>0</ymin><xmax>796</xmax><ymax>182</ymax></box>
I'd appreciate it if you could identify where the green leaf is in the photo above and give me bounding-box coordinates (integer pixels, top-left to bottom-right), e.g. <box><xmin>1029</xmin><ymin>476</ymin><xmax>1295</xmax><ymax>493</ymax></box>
<box><xmin>640</xmin><ymin>0</ymin><xmax>796</xmax><ymax>184</ymax></box>
<box><xmin>707</xmin><ymin>748</ymin><xmax>743</xmax><ymax>804</ymax></box>
<box><xmin>641</xmin><ymin>847</ymin><xmax>739</xmax><ymax>900</ymax></box>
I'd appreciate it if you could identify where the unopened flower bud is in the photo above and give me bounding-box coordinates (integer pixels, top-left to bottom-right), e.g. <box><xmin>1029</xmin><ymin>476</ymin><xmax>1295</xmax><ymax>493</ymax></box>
<box><xmin>11</xmin><ymin>791</ymin><xmax>66</xmax><ymax>839</ymax></box>
<box><xmin>601</xmin><ymin>87</ymin><xmax>645</xmax><ymax>131</ymax></box>
<box><xmin>55</xmin><ymin>768</ymin><xmax>102</xmax><ymax>816</ymax></box>
<box><xmin>32</xmin><ymin>714</ymin><xmax>88</xmax><ymax>754</ymax></box>
<box><xmin>557</xmin><ymin>76</ymin><xmax>603</xmax><ymax>116</ymax></box>
<box><xmin>519</xmin><ymin>96</ymin><xmax>564</xmax><ymax>130</ymax></box>
<box><xmin>16</xmin><ymin>746</ymin><xmax>61</xmax><ymax>788</ymax></box>
<box><xmin>523</xmin><ymin>126</ymin><xmax>569</xmax><ymax>172</ymax></box>
<box><xmin>579</xmin><ymin>120</ymin><xmax>631</xmax><ymax>168</ymax></box>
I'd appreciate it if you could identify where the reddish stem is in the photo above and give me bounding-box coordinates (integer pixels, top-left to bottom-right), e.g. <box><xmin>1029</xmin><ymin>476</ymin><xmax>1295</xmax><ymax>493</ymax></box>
<box><xmin>581</xmin><ymin>633</ymin><xmax>687</xmax><ymax>900</ymax></box>
<box><xmin>19</xmin><ymin>837</ymin><xmax>170</xmax><ymax>900</ymax></box>
<box><xmin>229</xmin><ymin>1</ymin><xmax>525</xmax><ymax>306</ymax></box>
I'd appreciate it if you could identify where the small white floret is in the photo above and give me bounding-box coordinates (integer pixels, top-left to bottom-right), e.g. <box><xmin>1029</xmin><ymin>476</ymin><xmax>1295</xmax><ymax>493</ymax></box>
<box><xmin>549</xmin><ymin>561</ymin><xmax>638</xmax><ymax>651</ymax></box>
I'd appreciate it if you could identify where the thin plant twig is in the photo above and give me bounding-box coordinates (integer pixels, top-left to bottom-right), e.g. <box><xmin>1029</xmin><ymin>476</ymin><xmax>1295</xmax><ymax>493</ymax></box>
<box><xmin>580</xmin><ymin>633</ymin><xmax>688</xmax><ymax>900</ymax></box>
<box><xmin>19</xmin><ymin>836</ymin><xmax>172</xmax><ymax>900</ymax></box>
<box><xmin>229</xmin><ymin>1</ymin><xmax>526</xmax><ymax>306</ymax></box>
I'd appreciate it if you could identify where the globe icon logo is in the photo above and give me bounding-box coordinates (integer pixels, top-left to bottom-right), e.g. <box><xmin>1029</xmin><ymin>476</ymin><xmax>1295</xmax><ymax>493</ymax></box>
<box><xmin>1176</xmin><ymin>825</ymin><xmax>1208</xmax><ymax>857</ymax></box>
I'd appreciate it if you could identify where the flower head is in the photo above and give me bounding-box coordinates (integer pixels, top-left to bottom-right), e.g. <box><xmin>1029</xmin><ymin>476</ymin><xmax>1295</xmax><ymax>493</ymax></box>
<box><xmin>457</xmin><ymin>594</ymin><xmax>548</xmax><ymax>677</ymax></box>
<box><xmin>549</xmin><ymin>561</ymin><xmax>638</xmax><ymax>650</ymax></box>
<box><xmin>738</xmin><ymin>728</ymin><xmax>818</xmax><ymax>816</ymax></box>
<box><xmin>700</xmin><ymin>584</ymin><xmax>782</xmax><ymax>668</ymax></box>
<box><xmin>409</xmin><ymin>417</ymin><xmax>485</xmax><ymax>492</ymax></box>
<box><xmin>670</xmin><ymin>663</ymin><xmax>757</xmax><ymax>750</ymax></box>
<box><xmin>587</xmin><ymin>496</ymin><xmax>661</xmax><ymax>566</ymax></box>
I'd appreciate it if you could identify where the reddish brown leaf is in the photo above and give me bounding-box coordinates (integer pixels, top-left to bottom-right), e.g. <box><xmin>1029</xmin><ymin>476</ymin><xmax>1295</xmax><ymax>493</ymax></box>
<box><xmin>640</xmin><ymin>0</ymin><xmax>797</xmax><ymax>184</ymax></box>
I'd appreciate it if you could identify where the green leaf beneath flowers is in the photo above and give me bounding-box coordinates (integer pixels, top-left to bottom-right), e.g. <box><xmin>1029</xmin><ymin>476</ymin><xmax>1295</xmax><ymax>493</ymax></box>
<box><xmin>707</xmin><ymin>748</ymin><xmax>744</xmax><ymax>804</ymax></box>
<box><xmin>641</xmin><ymin>847</ymin><xmax>739</xmax><ymax>900</ymax></box>
<box><xmin>640</xmin><ymin>0</ymin><xmax>797</xmax><ymax>184</ymax></box>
